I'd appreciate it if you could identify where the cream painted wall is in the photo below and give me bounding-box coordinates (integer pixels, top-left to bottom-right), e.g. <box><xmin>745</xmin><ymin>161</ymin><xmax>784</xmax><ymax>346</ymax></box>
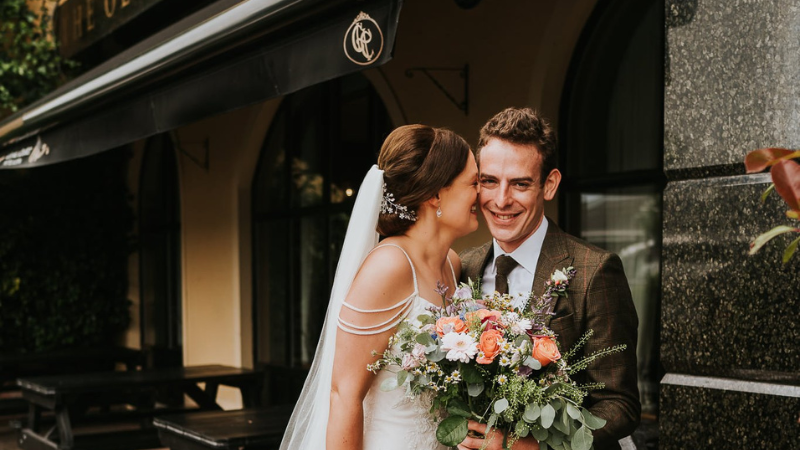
<box><xmin>378</xmin><ymin>0</ymin><xmax>599</xmax><ymax>251</ymax></box>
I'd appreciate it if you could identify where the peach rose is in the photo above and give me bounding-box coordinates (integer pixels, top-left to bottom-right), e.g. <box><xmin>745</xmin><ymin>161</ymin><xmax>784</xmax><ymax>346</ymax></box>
<box><xmin>435</xmin><ymin>317</ymin><xmax>468</xmax><ymax>337</ymax></box>
<box><xmin>476</xmin><ymin>329</ymin><xmax>504</xmax><ymax>364</ymax></box>
<box><xmin>531</xmin><ymin>336</ymin><xmax>561</xmax><ymax>367</ymax></box>
<box><xmin>465</xmin><ymin>309</ymin><xmax>502</xmax><ymax>325</ymax></box>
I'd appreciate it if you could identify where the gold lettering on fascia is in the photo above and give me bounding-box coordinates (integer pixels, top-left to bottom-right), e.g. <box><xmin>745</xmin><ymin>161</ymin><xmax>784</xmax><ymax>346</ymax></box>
<box><xmin>0</xmin><ymin>137</ymin><xmax>51</xmax><ymax>167</ymax></box>
<box><xmin>104</xmin><ymin>0</ymin><xmax>115</xmax><ymax>18</ymax></box>
<box><xmin>351</xmin><ymin>22</ymin><xmax>374</xmax><ymax>61</ymax></box>
<box><xmin>104</xmin><ymin>0</ymin><xmax>131</xmax><ymax>19</ymax></box>
<box><xmin>85</xmin><ymin>0</ymin><xmax>95</xmax><ymax>31</ymax></box>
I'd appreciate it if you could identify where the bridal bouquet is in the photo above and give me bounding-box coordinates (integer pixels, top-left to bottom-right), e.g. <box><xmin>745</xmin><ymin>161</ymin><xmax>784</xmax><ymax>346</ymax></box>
<box><xmin>368</xmin><ymin>268</ymin><xmax>626</xmax><ymax>450</ymax></box>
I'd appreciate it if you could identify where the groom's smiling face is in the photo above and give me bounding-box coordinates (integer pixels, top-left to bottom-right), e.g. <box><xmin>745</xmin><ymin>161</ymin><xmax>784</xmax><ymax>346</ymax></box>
<box><xmin>478</xmin><ymin>138</ymin><xmax>560</xmax><ymax>253</ymax></box>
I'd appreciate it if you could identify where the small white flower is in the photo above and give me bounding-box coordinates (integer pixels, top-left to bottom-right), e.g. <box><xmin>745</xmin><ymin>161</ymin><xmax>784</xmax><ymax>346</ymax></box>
<box><xmin>510</xmin><ymin>318</ymin><xmax>533</xmax><ymax>335</ymax></box>
<box><xmin>552</xmin><ymin>270</ymin><xmax>569</xmax><ymax>283</ymax></box>
<box><xmin>440</xmin><ymin>332</ymin><xmax>479</xmax><ymax>363</ymax></box>
<box><xmin>497</xmin><ymin>375</ymin><xmax>508</xmax><ymax>385</ymax></box>
<box><xmin>499</xmin><ymin>355</ymin><xmax>512</xmax><ymax>367</ymax></box>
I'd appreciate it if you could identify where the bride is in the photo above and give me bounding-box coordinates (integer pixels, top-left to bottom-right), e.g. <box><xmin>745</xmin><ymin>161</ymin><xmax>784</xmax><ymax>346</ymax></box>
<box><xmin>279</xmin><ymin>124</ymin><xmax>479</xmax><ymax>450</ymax></box>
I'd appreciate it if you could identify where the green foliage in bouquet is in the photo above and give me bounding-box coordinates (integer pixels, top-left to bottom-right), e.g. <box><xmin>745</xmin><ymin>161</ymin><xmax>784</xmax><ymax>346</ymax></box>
<box><xmin>0</xmin><ymin>0</ymin><xmax>78</xmax><ymax>115</ymax></box>
<box><xmin>0</xmin><ymin>150</ymin><xmax>133</xmax><ymax>353</ymax></box>
<box><xmin>371</xmin><ymin>271</ymin><xmax>627</xmax><ymax>450</ymax></box>
<box><xmin>745</xmin><ymin>148</ymin><xmax>800</xmax><ymax>263</ymax></box>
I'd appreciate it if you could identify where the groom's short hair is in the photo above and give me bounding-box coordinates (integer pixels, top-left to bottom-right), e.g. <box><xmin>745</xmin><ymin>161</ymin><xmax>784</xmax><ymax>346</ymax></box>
<box><xmin>478</xmin><ymin>107</ymin><xmax>557</xmax><ymax>185</ymax></box>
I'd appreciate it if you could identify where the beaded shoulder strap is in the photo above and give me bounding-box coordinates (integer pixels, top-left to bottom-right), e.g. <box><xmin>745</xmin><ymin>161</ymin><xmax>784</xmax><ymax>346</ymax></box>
<box><xmin>337</xmin><ymin>244</ymin><xmax>417</xmax><ymax>335</ymax></box>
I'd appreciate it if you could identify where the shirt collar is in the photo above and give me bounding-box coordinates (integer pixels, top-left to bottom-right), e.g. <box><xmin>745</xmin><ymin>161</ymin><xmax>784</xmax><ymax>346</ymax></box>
<box><xmin>491</xmin><ymin>217</ymin><xmax>548</xmax><ymax>275</ymax></box>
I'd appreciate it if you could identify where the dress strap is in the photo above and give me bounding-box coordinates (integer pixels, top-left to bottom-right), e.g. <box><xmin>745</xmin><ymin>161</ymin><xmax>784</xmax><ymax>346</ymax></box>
<box><xmin>371</xmin><ymin>243</ymin><xmax>419</xmax><ymax>293</ymax></box>
<box><xmin>446</xmin><ymin>255</ymin><xmax>457</xmax><ymax>287</ymax></box>
<box><xmin>337</xmin><ymin>244</ymin><xmax>418</xmax><ymax>335</ymax></box>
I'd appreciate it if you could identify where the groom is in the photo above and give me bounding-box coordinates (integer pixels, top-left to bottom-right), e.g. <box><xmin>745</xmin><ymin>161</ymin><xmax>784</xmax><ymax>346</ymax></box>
<box><xmin>458</xmin><ymin>108</ymin><xmax>640</xmax><ymax>450</ymax></box>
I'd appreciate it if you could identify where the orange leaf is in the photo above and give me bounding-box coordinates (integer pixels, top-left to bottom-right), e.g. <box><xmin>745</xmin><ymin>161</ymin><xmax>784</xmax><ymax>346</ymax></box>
<box><xmin>744</xmin><ymin>148</ymin><xmax>800</xmax><ymax>173</ymax></box>
<box><xmin>771</xmin><ymin>159</ymin><xmax>800</xmax><ymax>212</ymax></box>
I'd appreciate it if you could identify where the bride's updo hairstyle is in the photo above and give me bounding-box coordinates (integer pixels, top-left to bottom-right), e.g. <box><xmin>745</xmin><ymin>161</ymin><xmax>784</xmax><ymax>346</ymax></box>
<box><xmin>377</xmin><ymin>124</ymin><xmax>471</xmax><ymax>237</ymax></box>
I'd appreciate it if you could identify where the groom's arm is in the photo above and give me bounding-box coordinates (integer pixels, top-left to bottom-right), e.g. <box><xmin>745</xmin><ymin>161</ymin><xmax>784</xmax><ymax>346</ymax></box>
<box><xmin>582</xmin><ymin>252</ymin><xmax>640</xmax><ymax>448</ymax></box>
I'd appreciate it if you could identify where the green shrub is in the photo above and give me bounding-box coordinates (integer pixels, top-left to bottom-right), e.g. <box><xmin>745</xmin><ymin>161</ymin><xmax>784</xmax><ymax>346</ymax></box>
<box><xmin>0</xmin><ymin>149</ymin><xmax>133</xmax><ymax>353</ymax></box>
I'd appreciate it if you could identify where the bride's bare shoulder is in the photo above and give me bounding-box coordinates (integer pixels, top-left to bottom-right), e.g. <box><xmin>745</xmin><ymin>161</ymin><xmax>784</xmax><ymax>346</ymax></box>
<box><xmin>346</xmin><ymin>244</ymin><xmax>415</xmax><ymax>308</ymax></box>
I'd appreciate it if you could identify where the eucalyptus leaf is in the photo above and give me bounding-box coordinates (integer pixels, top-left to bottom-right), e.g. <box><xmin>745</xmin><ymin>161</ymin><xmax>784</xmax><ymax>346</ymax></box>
<box><xmin>417</xmin><ymin>314</ymin><xmax>435</xmax><ymax>325</ymax></box>
<box><xmin>552</xmin><ymin>411</ymin><xmax>569</xmax><ymax>434</ymax></box>
<box><xmin>523</xmin><ymin>356</ymin><xmax>542</xmax><ymax>370</ymax></box>
<box><xmin>436</xmin><ymin>416</ymin><xmax>469</xmax><ymax>447</ymax></box>
<box><xmin>487</xmin><ymin>413</ymin><xmax>498</xmax><ymax>429</ymax></box>
<box><xmin>515</xmin><ymin>420</ymin><xmax>529</xmax><ymax>437</ymax></box>
<box><xmin>380</xmin><ymin>376</ymin><xmax>399</xmax><ymax>392</ymax></box>
<box><xmin>566</xmin><ymin>403</ymin><xmax>581</xmax><ymax>420</ymax></box>
<box><xmin>581</xmin><ymin>409</ymin><xmax>607</xmax><ymax>430</ymax></box>
<box><xmin>426</xmin><ymin>345</ymin><xmax>446</xmax><ymax>362</ymax></box>
<box><xmin>467</xmin><ymin>382</ymin><xmax>485</xmax><ymax>397</ymax></box>
<box><xmin>494</xmin><ymin>398</ymin><xmax>509</xmax><ymax>414</ymax></box>
<box><xmin>531</xmin><ymin>427</ymin><xmax>548</xmax><ymax>441</ymax></box>
<box><xmin>540</xmin><ymin>404</ymin><xmax>556</xmax><ymax>429</ymax></box>
<box><xmin>416</xmin><ymin>332</ymin><xmax>435</xmax><ymax>346</ymax></box>
<box><xmin>523</xmin><ymin>403</ymin><xmax>542</xmax><ymax>423</ymax></box>
<box><xmin>396</xmin><ymin>370</ymin><xmax>409</xmax><ymax>386</ymax></box>
<box><xmin>540</xmin><ymin>442</ymin><xmax>549</xmax><ymax>450</ymax></box>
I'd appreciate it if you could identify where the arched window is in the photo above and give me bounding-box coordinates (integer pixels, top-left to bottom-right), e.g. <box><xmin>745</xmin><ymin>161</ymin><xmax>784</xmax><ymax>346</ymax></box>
<box><xmin>560</xmin><ymin>0</ymin><xmax>664</xmax><ymax>440</ymax></box>
<box><xmin>139</xmin><ymin>133</ymin><xmax>182</xmax><ymax>369</ymax></box>
<box><xmin>252</xmin><ymin>73</ymin><xmax>393</xmax><ymax>404</ymax></box>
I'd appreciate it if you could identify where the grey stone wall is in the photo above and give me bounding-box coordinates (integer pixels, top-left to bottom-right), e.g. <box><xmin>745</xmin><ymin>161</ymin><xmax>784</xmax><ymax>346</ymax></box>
<box><xmin>662</xmin><ymin>0</ymin><xmax>800</xmax><ymax>447</ymax></box>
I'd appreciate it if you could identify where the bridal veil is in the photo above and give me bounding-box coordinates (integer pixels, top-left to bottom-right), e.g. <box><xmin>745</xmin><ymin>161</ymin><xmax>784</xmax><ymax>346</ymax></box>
<box><xmin>279</xmin><ymin>165</ymin><xmax>384</xmax><ymax>449</ymax></box>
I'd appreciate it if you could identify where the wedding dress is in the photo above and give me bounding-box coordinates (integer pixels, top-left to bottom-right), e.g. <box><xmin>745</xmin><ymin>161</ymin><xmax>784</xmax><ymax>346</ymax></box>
<box><xmin>279</xmin><ymin>166</ymin><xmax>450</xmax><ymax>450</ymax></box>
<box><xmin>352</xmin><ymin>244</ymin><xmax>452</xmax><ymax>450</ymax></box>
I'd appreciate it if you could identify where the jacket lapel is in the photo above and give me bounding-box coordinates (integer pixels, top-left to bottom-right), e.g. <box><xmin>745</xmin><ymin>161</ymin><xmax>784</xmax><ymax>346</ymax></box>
<box><xmin>532</xmin><ymin>221</ymin><xmax>572</xmax><ymax>326</ymax></box>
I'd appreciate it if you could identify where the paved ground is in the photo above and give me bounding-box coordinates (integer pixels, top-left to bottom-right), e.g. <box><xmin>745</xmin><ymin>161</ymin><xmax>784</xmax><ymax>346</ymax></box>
<box><xmin>0</xmin><ymin>413</ymin><xmax>167</xmax><ymax>450</ymax></box>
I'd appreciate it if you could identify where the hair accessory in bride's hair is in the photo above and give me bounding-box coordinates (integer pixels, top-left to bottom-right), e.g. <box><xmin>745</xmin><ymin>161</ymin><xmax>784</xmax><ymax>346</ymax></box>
<box><xmin>381</xmin><ymin>183</ymin><xmax>417</xmax><ymax>222</ymax></box>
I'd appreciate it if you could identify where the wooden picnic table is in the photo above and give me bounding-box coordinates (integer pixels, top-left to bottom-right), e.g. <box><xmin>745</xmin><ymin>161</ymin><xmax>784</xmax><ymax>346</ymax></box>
<box><xmin>0</xmin><ymin>346</ymin><xmax>143</xmax><ymax>414</ymax></box>
<box><xmin>16</xmin><ymin>364</ymin><xmax>263</xmax><ymax>450</ymax></box>
<box><xmin>153</xmin><ymin>406</ymin><xmax>293</xmax><ymax>450</ymax></box>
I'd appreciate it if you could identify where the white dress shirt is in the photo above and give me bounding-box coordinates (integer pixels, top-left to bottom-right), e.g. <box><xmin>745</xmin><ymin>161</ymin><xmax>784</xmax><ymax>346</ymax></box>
<box><xmin>481</xmin><ymin>218</ymin><xmax>549</xmax><ymax>306</ymax></box>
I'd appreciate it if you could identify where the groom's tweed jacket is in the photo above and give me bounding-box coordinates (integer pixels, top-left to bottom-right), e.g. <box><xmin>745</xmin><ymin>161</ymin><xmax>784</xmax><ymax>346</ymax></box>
<box><xmin>460</xmin><ymin>220</ymin><xmax>640</xmax><ymax>450</ymax></box>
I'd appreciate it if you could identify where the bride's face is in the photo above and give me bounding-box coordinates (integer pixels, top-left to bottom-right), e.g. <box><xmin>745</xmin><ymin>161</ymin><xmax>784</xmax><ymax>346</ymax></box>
<box><xmin>438</xmin><ymin>151</ymin><xmax>480</xmax><ymax>237</ymax></box>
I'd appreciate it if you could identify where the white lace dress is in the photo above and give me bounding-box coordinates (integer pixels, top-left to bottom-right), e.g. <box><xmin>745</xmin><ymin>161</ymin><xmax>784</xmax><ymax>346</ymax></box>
<box><xmin>338</xmin><ymin>244</ymin><xmax>452</xmax><ymax>450</ymax></box>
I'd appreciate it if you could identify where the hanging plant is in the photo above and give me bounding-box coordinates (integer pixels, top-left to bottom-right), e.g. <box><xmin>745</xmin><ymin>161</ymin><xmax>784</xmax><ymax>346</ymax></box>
<box><xmin>0</xmin><ymin>0</ymin><xmax>77</xmax><ymax>115</ymax></box>
<box><xmin>745</xmin><ymin>148</ymin><xmax>800</xmax><ymax>263</ymax></box>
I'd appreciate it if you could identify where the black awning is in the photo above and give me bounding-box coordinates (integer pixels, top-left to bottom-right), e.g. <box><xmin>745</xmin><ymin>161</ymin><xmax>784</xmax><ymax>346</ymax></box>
<box><xmin>0</xmin><ymin>0</ymin><xmax>401</xmax><ymax>169</ymax></box>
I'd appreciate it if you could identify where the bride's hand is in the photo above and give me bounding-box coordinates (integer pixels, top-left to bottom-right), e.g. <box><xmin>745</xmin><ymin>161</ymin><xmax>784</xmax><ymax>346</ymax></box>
<box><xmin>456</xmin><ymin>420</ymin><xmax>540</xmax><ymax>450</ymax></box>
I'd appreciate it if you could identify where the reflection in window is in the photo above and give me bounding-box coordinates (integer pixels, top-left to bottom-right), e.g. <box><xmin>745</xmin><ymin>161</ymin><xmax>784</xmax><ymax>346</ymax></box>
<box><xmin>560</xmin><ymin>0</ymin><xmax>664</xmax><ymax>443</ymax></box>
<box><xmin>252</xmin><ymin>73</ymin><xmax>392</xmax><ymax>404</ymax></box>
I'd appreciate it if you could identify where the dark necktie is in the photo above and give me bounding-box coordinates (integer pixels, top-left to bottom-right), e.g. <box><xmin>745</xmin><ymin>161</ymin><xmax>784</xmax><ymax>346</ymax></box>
<box><xmin>494</xmin><ymin>255</ymin><xmax>518</xmax><ymax>295</ymax></box>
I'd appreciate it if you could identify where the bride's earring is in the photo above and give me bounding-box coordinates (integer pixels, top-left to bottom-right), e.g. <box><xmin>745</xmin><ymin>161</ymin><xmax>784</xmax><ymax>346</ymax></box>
<box><xmin>436</xmin><ymin>206</ymin><xmax>443</xmax><ymax>218</ymax></box>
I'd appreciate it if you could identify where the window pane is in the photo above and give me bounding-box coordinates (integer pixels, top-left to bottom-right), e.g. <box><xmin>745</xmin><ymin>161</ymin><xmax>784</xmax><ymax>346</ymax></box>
<box><xmin>575</xmin><ymin>187</ymin><xmax>661</xmax><ymax>416</ymax></box>
<box><xmin>255</xmin><ymin>219</ymin><xmax>290</xmax><ymax>366</ymax></box>
<box><xmin>254</xmin><ymin>111</ymin><xmax>288</xmax><ymax>214</ymax></box>
<box><xmin>289</xmin><ymin>87</ymin><xmax>325</xmax><ymax>208</ymax></box>
<box><xmin>562</xmin><ymin>1</ymin><xmax>662</xmax><ymax>177</ymax></box>
<box><xmin>297</xmin><ymin>216</ymin><xmax>328</xmax><ymax>366</ymax></box>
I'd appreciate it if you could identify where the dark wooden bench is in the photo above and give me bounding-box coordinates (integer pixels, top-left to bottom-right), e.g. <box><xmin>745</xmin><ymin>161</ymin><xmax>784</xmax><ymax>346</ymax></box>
<box><xmin>16</xmin><ymin>364</ymin><xmax>263</xmax><ymax>450</ymax></box>
<box><xmin>0</xmin><ymin>346</ymin><xmax>143</xmax><ymax>414</ymax></box>
<box><xmin>153</xmin><ymin>406</ymin><xmax>293</xmax><ymax>450</ymax></box>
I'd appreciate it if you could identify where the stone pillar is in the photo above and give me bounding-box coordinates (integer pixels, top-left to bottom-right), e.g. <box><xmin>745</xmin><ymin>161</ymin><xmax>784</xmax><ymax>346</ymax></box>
<box><xmin>662</xmin><ymin>0</ymin><xmax>800</xmax><ymax>448</ymax></box>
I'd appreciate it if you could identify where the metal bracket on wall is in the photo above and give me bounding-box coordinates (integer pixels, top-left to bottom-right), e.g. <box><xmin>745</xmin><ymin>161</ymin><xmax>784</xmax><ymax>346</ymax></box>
<box><xmin>405</xmin><ymin>64</ymin><xmax>469</xmax><ymax>115</ymax></box>
<box><xmin>171</xmin><ymin>132</ymin><xmax>209</xmax><ymax>171</ymax></box>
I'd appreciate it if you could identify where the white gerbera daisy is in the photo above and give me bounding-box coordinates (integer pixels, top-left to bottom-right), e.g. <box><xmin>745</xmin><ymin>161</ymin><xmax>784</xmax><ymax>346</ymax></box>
<box><xmin>440</xmin><ymin>332</ymin><xmax>479</xmax><ymax>363</ymax></box>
